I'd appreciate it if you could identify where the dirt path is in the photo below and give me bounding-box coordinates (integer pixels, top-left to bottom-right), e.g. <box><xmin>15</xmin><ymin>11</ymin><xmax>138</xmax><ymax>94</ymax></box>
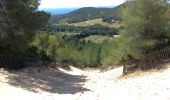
<box><xmin>0</xmin><ymin>65</ymin><xmax>170</xmax><ymax>100</ymax></box>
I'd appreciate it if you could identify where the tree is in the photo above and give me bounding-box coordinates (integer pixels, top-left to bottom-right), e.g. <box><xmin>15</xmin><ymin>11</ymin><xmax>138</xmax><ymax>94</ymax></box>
<box><xmin>120</xmin><ymin>0</ymin><xmax>170</xmax><ymax>70</ymax></box>
<box><xmin>34</xmin><ymin>32</ymin><xmax>61</xmax><ymax>60</ymax></box>
<box><xmin>0</xmin><ymin>0</ymin><xmax>50</xmax><ymax>68</ymax></box>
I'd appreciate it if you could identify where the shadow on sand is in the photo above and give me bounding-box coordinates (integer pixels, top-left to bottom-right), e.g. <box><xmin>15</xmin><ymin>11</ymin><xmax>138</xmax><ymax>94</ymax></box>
<box><xmin>5</xmin><ymin>67</ymin><xmax>90</xmax><ymax>94</ymax></box>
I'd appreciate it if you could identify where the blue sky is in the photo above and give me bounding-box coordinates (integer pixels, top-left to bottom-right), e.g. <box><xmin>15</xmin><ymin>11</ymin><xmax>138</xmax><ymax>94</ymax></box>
<box><xmin>39</xmin><ymin>0</ymin><xmax>126</xmax><ymax>8</ymax></box>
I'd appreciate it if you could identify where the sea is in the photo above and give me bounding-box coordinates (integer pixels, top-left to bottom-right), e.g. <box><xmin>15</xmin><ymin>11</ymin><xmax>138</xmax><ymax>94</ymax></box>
<box><xmin>39</xmin><ymin>6</ymin><xmax>114</xmax><ymax>15</ymax></box>
<box><xmin>38</xmin><ymin>8</ymin><xmax>79</xmax><ymax>15</ymax></box>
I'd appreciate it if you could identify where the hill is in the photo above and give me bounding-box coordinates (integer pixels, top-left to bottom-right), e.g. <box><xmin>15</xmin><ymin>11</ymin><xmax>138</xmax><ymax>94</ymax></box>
<box><xmin>70</xmin><ymin>18</ymin><xmax>121</xmax><ymax>28</ymax></box>
<box><xmin>48</xmin><ymin>4</ymin><xmax>125</xmax><ymax>25</ymax></box>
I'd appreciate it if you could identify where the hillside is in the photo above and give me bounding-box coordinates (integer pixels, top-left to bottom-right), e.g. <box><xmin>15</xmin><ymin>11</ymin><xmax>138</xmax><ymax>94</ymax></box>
<box><xmin>83</xmin><ymin>35</ymin><xmax>115</xmax><ymax>44</ymax></box>
<box><xmin>1</xmin><ymin>65</ymin><xmax>170</xmax><ymax>100</ymax></box>
<box><xmin>1</xmin><ymin>0</ymin><xmax>170</xmax><ymax>99</ymax></box>
<box><xmin>70</xmin><ymin>18</ymin><xmax>121</xmax><ymax>28</ymax></box>
<box><xmin>48</xmin><ymin>4</ymin><xmax>124</xmax><ymax>25</ymax></box>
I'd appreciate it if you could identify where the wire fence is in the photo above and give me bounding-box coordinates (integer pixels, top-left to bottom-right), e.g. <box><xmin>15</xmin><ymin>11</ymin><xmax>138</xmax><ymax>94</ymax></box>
<box><xmin>123</xmin><ymin>46</ymin><xmax>170</xmax><ymax>75</ymax></box>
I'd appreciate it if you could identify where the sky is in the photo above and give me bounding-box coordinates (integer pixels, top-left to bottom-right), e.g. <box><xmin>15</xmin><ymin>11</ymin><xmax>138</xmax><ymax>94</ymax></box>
<box><xmin>39</xmin><ymin>0</ymin><xmax>126</xmax><ymax>9</ymax></box>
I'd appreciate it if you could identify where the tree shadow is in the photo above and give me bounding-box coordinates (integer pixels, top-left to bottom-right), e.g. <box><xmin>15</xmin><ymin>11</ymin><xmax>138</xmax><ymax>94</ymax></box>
<box><xmin>5</xmin><ymin>67</ymin><xmax>90</xmax><ymax>94</ymax></box>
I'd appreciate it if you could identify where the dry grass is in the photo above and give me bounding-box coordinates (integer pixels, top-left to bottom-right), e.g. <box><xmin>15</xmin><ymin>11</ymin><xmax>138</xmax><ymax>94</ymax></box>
<box><xmin>69</xmin><ymin>18</ymin><xmax>122</xmax><ymax>28</ymax></box>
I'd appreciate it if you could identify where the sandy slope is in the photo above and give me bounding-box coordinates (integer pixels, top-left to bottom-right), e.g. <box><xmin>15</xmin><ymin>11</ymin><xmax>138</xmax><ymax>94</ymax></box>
<box><xmin>0</xmin><ymin>65</ymin><xmax>170</xmax><ymax>100</ymax></box>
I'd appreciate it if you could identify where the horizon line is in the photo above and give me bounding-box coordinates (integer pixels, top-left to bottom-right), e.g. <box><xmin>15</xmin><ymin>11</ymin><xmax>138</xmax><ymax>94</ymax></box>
<box><xmin>39</xmin><ymin>6</ymin><xmax>115</xmax><ymax>9</ymax></box>
<box><xmin>38</xmin><ymin>3</ymin><xmax>123</xmax><ymax>9</ymax></box>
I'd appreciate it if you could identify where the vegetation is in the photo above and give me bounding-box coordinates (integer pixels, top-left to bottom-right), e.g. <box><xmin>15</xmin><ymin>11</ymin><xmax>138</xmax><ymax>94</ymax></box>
<box><xmin>70</xmin><ymin>18</ymin><xmax>121</xmax><ymax>28</ymax></box>
<box><xmin>100</xmin><ymin>40</ymin><xmax>122</xmax><ymax>66</ymax></box>
<box><xmin>31</xmin><ymin>32</ymin><xmax>123</xmax><ymax>68</ymax></box>
<box><xmin>0</xmin><ymin>0</ymin><xmax>120</xmax><ymax>69</ymax></box>
<box><xmin>120</xmin><ymin>0</ymin><xmax>170</xmax><ymax>70</ymax></box>
<box><xmin>41</xmin><ymin>24</ymin><xmax>118</xmax><ymax>39</ymax></box>
<box><xmin>32</xmin><ymin>33</ymin><xmax>101</xmax><ymax>67</ymax></box>
<box><xmin>42</xmin><ymin>24</ymin><xmax>118</xmax><ymax>38</ymax></box>
<box><xmin>83</xmin><ymin>35</ymin><xmax>115</xmax><ymax>44</ymax></box>
<box><xmin>0</xmin><ymin>0</ymin><xmax>50</xmax><ymax>69</ymax></box>
<box><xmin>1</xmin><ymin>0</ymin><xmax>170</xmax><ymax>70</ymax></box>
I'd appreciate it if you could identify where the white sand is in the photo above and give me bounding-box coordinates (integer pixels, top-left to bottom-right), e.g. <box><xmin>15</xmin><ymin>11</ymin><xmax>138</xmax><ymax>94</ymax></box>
<box><xmin>0</xmin><ymin>65</ymin><xmax>170</xmax><ymax>100</ymax></box>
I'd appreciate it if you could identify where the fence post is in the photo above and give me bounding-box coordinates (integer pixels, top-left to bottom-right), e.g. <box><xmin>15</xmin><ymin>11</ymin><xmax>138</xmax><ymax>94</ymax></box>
<box><xmin>123</xmin><ymin>63</ymin><xmax>127</xmax><ymax>75</ymax></box>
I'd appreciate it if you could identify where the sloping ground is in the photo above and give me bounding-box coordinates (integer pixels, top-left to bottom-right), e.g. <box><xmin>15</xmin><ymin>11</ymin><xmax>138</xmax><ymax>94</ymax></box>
<box><xmin>69</xmin><ymin>18</ymin><xmax>121</xmax><ymax>28</ymax></box>
<box><xmin>83</xmin><ymin>35</ymin><xmax>115</xmax><ymax>44</ymax></box>
<box><xmin>0</xmin><ymin>64</ymin><xmax>170</xmax><ymax>100</ymax></box>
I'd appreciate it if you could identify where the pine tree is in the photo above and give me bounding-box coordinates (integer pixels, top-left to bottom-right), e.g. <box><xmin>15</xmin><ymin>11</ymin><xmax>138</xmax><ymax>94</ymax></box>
<box><xmin>120</xmin><ymin>0</ymin><xmax>170</xmax><ymax>61</ymax></box>
<box><xmin>0</xmin><ymin>0</ymin><xmax>50</xmax><ymax>68</ymax></box>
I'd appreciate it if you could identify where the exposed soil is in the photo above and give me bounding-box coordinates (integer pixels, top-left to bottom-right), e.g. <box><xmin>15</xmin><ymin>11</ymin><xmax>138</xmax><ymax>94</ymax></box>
<box><xmin>0</xmin><ymin>65</ymin><xmax>170</xmax><ymax>100</ymax></box>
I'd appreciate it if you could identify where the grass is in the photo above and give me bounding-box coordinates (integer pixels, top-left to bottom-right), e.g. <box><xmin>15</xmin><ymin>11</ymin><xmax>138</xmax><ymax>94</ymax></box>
<box><xmin>69</xmin><ymin>18</ymin><xmax>122</xmax><ymax>28</ymax></box>
<box><xmin>83</xmin><ymin>35</ymin><xmax>115</xmax><ymax>44</ymax></box>
<box><xmin>53</xmin><ymin>32</ymin><xmax>80</xmax><ymax>36</ymax></box>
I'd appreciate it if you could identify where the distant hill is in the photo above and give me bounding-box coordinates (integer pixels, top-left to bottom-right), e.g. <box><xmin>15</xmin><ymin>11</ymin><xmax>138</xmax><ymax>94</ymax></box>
<box><xmin>48</xmin><ymin>3</ymin><xmax>126</xmax><ymax>25</ymax></box>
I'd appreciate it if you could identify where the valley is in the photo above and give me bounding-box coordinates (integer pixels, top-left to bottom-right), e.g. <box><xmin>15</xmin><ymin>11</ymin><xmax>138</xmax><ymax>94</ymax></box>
<box><xmin>1</xmin><ymin>0</ymin><xmax>170</xmax><ymax>100</ymax></box>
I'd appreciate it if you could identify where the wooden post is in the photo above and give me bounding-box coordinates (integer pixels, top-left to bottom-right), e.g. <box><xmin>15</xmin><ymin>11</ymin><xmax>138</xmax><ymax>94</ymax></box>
<box><xmin>123</xmin><ymin>63</ymin><xmax>127</xmax><ymax>75</ymax></box>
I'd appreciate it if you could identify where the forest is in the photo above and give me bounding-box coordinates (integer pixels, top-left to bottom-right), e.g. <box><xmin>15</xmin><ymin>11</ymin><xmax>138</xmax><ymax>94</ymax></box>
<box><xmin>42</xmin><ymin>24</ymin><xmax>118</xmax><ymax>37</ymax></box>
<box><xmin>0</xmin><ymin>0</ymin><xmax>170</xmax><ymax>72</ymax></box>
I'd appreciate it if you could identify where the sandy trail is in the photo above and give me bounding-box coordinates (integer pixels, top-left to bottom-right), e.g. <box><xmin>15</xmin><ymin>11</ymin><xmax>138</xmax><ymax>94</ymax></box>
<box><xmin>0</xmin><ymin>65</ymin><xmax>170</xmax><ymax>100</ymax></box>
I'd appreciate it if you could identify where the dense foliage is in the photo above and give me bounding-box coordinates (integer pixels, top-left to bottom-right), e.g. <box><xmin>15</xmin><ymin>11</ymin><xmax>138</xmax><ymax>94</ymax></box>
<box><xmin>0</xmin><ymin>0</ymin><xmax>50</xmax><ymax>69</ymax></box>
<box><xmin>1</xmin><ymin>0</ymin><xmax>170</xmax><ymax>70</ymax></box>
<box><xmin>32</xmin><ymin>32</ymin><xmax>126</xmax><ymax>68</ymax></box>
<box><xmin>32</xmin><ymin>33</ymin><xmax>102</xmax><ymax>67</ymax></box>
<box><xmin>34</xmin><ymin>0</ymin><xmax>170</xmax><ymax>69</ymax></box>
<box><xmin>120</xmin><ymin>0</ymin><xmax>170</xmax><ymax>69</ymax></box>
<box><xmin>42</xmin><ymin>24</ymin><xmax>118</xmax><ymax>38</ymax></box>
